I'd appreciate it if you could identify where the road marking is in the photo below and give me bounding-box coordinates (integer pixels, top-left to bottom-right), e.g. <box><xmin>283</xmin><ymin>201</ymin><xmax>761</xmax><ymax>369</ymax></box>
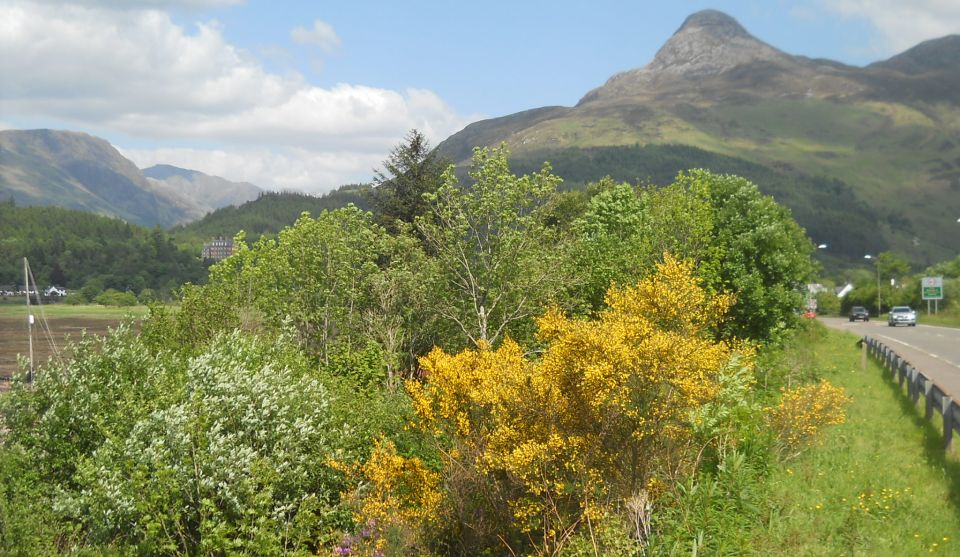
<box><xmin>875</xmin><ymin>334</ymin><xmax>960</xmax><ymax>371</ymax></box>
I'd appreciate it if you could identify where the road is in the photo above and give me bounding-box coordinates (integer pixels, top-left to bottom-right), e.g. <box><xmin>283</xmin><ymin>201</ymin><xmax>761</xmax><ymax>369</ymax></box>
<box><xmin>820</xmin><ymin>317</ymin><xmax>960</xmax><ymax>400</ymax></box>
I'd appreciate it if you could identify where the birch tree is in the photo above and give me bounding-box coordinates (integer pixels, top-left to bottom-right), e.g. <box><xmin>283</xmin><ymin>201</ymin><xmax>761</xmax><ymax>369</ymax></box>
<box><xmin>417</xmin><ymin>145</ymin><xmax>571</xmax><ymax>348</ymax></box>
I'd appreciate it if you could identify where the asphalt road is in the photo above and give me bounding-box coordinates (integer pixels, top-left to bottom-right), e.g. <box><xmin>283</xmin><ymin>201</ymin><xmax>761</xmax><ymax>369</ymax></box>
<box><xmin>820</xmin><ymin>316</ymin><xmax>960</xmax><ymax>400</ymax></box>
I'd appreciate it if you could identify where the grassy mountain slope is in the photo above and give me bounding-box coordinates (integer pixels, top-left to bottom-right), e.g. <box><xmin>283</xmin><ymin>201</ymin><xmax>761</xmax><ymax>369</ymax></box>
<box><xmin>0</xmin><ymin>130</ymin><xmax>192</xmax><ymax>227</ymax></box>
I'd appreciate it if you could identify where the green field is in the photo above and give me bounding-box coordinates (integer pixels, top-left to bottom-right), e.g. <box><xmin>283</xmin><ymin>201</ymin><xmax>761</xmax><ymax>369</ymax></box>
<box><xmin>750</xmin><ymin>325</ymin><xmax>960</xmax><ymax>555</ymax></box>
<box><xmin>0</xmin><ymin>302</ymin><xmax>150</xmax><ymax>320</ymax></box>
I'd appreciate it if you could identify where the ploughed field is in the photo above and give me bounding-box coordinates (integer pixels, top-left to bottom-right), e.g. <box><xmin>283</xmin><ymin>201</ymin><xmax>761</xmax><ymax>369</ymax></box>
<box><xmin>0</xmin><ymin>316</ymin><xmax>123</xmax><ymax>392</ymax></box>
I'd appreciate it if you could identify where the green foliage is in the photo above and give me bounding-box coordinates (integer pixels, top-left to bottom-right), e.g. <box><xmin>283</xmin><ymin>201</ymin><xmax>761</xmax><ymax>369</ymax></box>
<box><xmin>62</xmin><ymin>292</ymin><xmax>87</xmax><ymax>305</ymax></box>
<box><xmin>509</xmin><ymin>144</ymin><xmax>884</xmax><ymax>263</ymax></box>
<box><xmin>648</xmin><ymin>449</ymin><xmax>768</xmax><ymax>556</ymax></box>
<box><xmin>0</xmin><ymin>445</ymin><xmax>62</xmax><ymax>554</ymax></box>
<box><xmin>371</xmin><ymin>129</ymin><xmax>447</xmax><ymax>232</ymax></box>
<box><xmin>94</xmin><ymin>288</ymin><xmax>138</xmax><ymax>307</ymax></box>
<box><xmin>570</xmin><ymin>170</ymin><xmax>813</xmax><ymax>342</ymax></box>
<box><xmin>417</xmin><ymin>145</ymin><xmax>575</xmax><ymax>347</ymax></box>
<box><xmin>815</xmin><ymin>289</ymin><xmax>841</xmax><ymax>316</ymax></box>
<box><xmin>682</xmin><ymin>170</ymin><xmax>815</xmax><ymax>342</ymax></box>
<box><xmin>0</xmin><ymin>326</ymin><xmax>410</xmax><ymax>553</ymax></box>
<box><xmin>876</xmin><ymin>251</ymin><xmax>912</xmax><ymax>281</ymax></box>
<box><xmin>137</xmin><ymin>287</ymin><xmax>157</xmax><ymax>304</ymax></box>
<box><xmin>169</xmin><ymin>187</ymin><xmax>373</xmax><ymax>248</ymax></box>
<box><xmin>172</xmin><ymin>208</ymin><xmax>440</xmax><ymax>384</ymax></box>
<box><xmin>0</xmin><ymin>203</ymin><xmax>204</xmax><ymax>290</ymax></box>
<box><xmin>570</xmin><ymin>179</ymin><xmax>649</xmax><ymax>311</ymax></box>
<box><xmin>571</xmin><ymin>177</ymin><xmax>717</xmax><ymax>313</ymax></box>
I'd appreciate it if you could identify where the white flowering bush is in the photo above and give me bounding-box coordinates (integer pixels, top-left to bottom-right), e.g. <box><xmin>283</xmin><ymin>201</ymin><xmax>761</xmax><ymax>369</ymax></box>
<box><xmin>1</xmin><ymin>326</ymin><xmax>407</xmax><ymax>554</ymax></box>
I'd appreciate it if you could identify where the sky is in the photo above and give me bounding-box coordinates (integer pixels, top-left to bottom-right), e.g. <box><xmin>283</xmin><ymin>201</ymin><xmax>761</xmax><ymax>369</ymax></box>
<box><xmin>2</xmin><ymin>0</ymin><xmax>960</xmax><ymax>194</ymax></box>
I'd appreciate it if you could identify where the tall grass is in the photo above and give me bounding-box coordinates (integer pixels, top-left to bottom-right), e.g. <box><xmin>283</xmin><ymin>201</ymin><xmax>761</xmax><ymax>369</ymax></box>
<box><xmin>750</xmin><ymin>325</ymin><xmax>960</xmax><ymax>555</ymax></box>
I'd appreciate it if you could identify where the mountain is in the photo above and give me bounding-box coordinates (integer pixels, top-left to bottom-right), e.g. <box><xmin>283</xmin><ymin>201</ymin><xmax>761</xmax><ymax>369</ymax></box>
<box><xmin>436</xmin><ymin>10</ymin><xmax>960</xmax><ymax>265</ymax></box>
<box><xmin>143</xmin><ymin>164</ymin><xmax>263</xmax><ymax>222</ymax></box>
<box><xmin>0</xmin><ymin>129</ymin><xmax>191</xmax><ymax>227</ymax></box>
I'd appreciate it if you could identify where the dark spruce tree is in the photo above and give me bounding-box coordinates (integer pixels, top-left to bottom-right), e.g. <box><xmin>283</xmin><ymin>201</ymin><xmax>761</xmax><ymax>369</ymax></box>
<box><xmin>372</xmin><ymin>129</ymin><xmax>448</xmax><ymax>232</ymax></box>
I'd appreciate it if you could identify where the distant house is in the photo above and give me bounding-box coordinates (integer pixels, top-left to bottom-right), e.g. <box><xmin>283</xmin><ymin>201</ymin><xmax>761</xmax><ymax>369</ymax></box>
<box><xmin>45</xmin><ymin>286</ymin><xmax>67</xmax><ymax>297</ymax></box>
<box><xmin>202</xmin><ymin>236</ymin><xmax>235</xmax><ymax>262</ymax></box>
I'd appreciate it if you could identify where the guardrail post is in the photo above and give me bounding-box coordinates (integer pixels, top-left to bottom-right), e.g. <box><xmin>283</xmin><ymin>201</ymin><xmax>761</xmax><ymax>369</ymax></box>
<box><xmin>943</xmin><ymin>396</ymin><xmax>954</xmax><ymax>450</ymax></box>
<box><xmin>909</xmin><ymin>367</ymin><xmax>920</xmax><ymax>404</ymax></box>
<box><xmin>925</xmin><ymin>380</ymin><xmax>935</xmax><ymax>420</ymax></box>
<box><xmin>861</xmin><ymin>338</ymin><xmax>867</xmax><ymax>370</ymax></box>
<box><xmin>898</xmin><ymin>359</ymin><xmax>907</xmax><ymax>388</ymax></box>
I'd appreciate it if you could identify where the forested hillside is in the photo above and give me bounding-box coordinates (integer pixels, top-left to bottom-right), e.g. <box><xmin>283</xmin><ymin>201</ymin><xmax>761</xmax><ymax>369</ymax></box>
<box><xmin>0</xmin><ymin>200</ymin><xmax>204</xmax><ymax>294</ymax></box>
<box><xmin>508</xmin><ymin>144</ymin><xmax>883</xmax><ymax>262</ymax></box>
<box><xmin>170</xmin><ymin>186</ymin><xmax>372</xmax><ymax>247</ymax></box>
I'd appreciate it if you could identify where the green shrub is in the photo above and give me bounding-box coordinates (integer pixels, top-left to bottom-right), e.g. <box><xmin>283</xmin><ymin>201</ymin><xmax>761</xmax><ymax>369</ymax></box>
<box><xmin>94</xmin><ymin>288</ymin><xmax>138</xmax><ymax>307</ymax></box>
<box><xmin>0</xmin><ymin>327</ymin><xmax>413</xmax><ymax>553</ymax></box>
<box><xmin>62</xmin><ymin>292</ymin><xmax>87</xmax><ymax>305</ymax></box>
<box><xmin>137</xmin><ymin>287</ymin><xmax>157</xmax><ymax>304</ymax></box>
<box><xmin>0</xmin><ymin>446</ymin><xmax>61</xmax><ymax>554</ymax></box>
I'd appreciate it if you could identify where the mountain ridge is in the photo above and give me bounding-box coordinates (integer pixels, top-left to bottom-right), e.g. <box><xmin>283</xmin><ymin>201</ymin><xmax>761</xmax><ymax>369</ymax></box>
<box><xmin>143</xmin><ymin>164</ymin><xmax>263</xmax><ymax>222</ymax></box>
<box><xmin>0</xmin><ymin>130</ymin><xmax>264</xmax><ymax>228</ymax></box>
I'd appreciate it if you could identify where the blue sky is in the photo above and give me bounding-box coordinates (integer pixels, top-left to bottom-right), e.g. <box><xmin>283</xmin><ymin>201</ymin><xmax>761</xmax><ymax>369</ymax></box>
<box><xmin>2</xmin><ymin>0</ymin><xmax>959</xmax><ymax>192</ymax></box>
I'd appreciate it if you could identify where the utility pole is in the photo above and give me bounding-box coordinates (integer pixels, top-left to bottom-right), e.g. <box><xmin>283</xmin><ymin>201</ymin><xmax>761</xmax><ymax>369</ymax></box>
<box><xmin>865</xmin><ymin>254</ymin><xmax>881</xmax><ymax>317</ymax></box>
<box><xmin>24</xmin><ymin>257</ymin><xmax>34</xmax><ymax>383</ymax></box>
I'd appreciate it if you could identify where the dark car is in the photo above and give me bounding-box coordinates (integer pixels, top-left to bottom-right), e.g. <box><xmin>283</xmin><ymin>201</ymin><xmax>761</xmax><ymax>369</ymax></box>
<box><xmin>849</xmin><ymin>306</ymin><xmax>869</xmax><ymax>322</ymax></box>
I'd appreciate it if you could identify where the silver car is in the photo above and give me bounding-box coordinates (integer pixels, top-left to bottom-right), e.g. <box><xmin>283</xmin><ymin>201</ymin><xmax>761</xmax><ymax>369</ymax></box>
<box><xmin>887</xmin><ymin>306</ymin><xmax>917</xmax><ymax>327</ymax></box>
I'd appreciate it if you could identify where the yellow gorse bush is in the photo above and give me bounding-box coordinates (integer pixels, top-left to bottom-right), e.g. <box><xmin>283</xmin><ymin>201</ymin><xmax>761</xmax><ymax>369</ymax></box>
<box><xmin>332</xmin><ymin>438</ymin><xmax>441</xmax><ymax>553</ymax></box>
<box><xmin>405</xmin><ymin>255</ymin><xmax>743</xmax><ymax>547</ymax></box>
<box><xmin>767</xmin><ymin>379</ymin><xmax>849</xmax><ymax>456</ymax></box>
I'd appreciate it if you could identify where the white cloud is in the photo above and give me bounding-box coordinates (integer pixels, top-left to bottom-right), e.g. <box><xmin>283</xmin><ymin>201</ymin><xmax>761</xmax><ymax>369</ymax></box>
<box><xmin>119</xmin><ymin>146</ymin><xmax>379</xmax><ymax>191</ymax></box>
<box><xmin>0</xmin><ymin>1</ymin><xmax>475</xmax><ymax>193</ymax></box>
<box><xmin>820</xmin><ymin>0</ymin><xmax>960</xmax><ymax>54</ymax></box>
<box><xmin>290</xmin><ymin>19</ymin><xmax>341</xmax><ymax>52</ymax></box>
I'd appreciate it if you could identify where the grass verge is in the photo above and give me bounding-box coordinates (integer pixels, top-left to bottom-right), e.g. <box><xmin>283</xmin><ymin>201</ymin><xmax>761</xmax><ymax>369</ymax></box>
<box><xmin>918</xmin><ymin>312</ymin><xmax>960</xmax><ymax>328</ymax></box>
<box><xmin>750</xmin><ymin>324</ymin><xmax>960</xmax><ymax>556</ymax></box>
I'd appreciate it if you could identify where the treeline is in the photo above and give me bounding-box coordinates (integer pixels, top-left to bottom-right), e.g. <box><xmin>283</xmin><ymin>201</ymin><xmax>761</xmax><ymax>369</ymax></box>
<box><xmin>169</xmin><ymin>186</ymin><xmax>373</xmax><ymax>247</ymax></box>
<box><xmin>509</xmin><ymin>144</ymin><xmax>886</xmax><ymax>262</ymax></box>
<box><xmin>1</xmin><ymin>134</ymin><xmax>841</xmax><ymax>555</ymax></box>
<box><xmin>0</xmin><ymin>200</ymin><xmax>204</xmax><ymax>297</ymax></box>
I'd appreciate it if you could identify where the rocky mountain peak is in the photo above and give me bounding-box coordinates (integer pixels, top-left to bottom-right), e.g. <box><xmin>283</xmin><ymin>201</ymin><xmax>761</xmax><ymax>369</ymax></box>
<box><xmin>577</xmin><ymin>10</ymin><xmax>806</xmax><ymax>105</ymax></box>
<box><xmin>646</xmin><ymin>10</ymin><xmax>789</xmax><ymax>79</ymax></box>
<box><xmin>676</xmin><ymin>9</ymin><xmax>751</xmax><ymax>39</ymax></box>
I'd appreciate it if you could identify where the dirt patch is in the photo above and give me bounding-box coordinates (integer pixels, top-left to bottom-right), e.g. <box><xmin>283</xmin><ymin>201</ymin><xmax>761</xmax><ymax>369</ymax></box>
<box><xmin>0</xmin><ymin>316</ymin><xmax>129</xmax><ymax>390</ymax></box>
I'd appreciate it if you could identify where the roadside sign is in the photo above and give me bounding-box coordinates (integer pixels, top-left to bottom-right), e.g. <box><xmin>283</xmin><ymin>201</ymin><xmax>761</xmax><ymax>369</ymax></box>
<box><xmin>922</xmin><ymin>276</ymin><xmax>943</xmax><ymax>300</ymax></box>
